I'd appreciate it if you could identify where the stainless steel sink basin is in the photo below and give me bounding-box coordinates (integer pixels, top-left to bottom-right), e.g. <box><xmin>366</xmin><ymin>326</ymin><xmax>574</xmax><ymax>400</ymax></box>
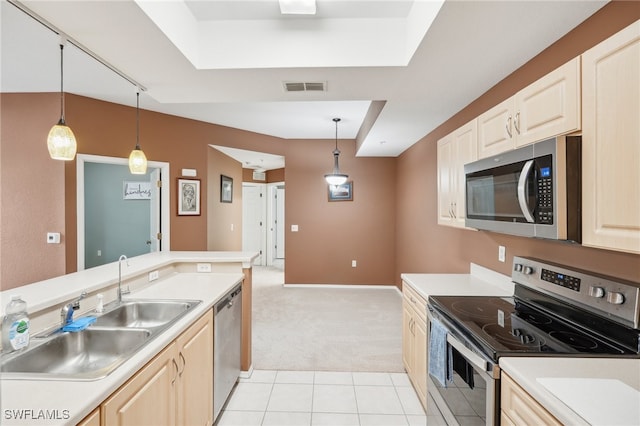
<box><xmin>1</xmin><ymin>328</ymin><xmax>151</xmax><ymax>380</ymax></box>
<box><xmin>1</xmin><ymin>299</ymin><xmax>201</xmax><ymax>380</ymax></box>
<box><xmin>93</xmin><ymin>299</ymin><xmax>199</xmax><ymax>329</ymax></box>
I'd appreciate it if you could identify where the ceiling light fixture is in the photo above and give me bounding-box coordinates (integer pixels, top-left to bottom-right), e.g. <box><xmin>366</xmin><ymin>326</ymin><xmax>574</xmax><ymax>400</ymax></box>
<box><xmin>324</xmin><ymin>118</ymin><xmax>348</xmax><ymax>186</ymax></box>
<box><xmin>47</xmin><ymin>39</ymin><xmax>77</xmax><ymax>161</ymax></box>
<box><xmin>128</xmin><ymin>90</ymin><xmax>148</xmax><ymax>174</ymax></box>
<box><xmin>279</xmin><ymin>0</ymin><xmax>316</xmax><ymax>15</ymax></box>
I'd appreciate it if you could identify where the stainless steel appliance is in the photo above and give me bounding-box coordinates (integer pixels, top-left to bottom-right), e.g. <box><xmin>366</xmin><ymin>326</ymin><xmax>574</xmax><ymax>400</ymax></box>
<box><xmin>464</xmin><ymin>136</ymin><xmax>581</xmax><ymax>241</ymax></box>
<box><xmin>427</xmin><ymin>257</ymin><xmax>640</xmax><ymax>425</ymax></box>
<box><xmin>213</xmin><ymin>284</ymin><xmax>242</xmax><ymax>421</ymax></box>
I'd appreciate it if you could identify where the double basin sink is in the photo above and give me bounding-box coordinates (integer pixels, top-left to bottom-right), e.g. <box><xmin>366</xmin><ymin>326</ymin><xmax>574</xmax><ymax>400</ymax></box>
<box><xmin>0</xmin><ymin>299</ymin><xmax>201</xmax><ymax>380</ymax></box>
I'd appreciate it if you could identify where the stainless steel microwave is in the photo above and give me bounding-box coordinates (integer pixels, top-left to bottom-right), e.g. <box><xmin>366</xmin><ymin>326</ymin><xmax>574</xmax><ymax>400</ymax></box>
<box><xmin>464</xmin><ymin>136</ymin><xmax>581</xmax><ymax>241</ymax></box>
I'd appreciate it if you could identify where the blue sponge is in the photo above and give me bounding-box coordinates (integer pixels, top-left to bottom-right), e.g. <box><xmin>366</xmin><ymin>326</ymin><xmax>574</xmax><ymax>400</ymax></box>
<box><xmin>62</xmin><ymin>316</ymin><xmax>97</xmax><ymax>332</ymax></box>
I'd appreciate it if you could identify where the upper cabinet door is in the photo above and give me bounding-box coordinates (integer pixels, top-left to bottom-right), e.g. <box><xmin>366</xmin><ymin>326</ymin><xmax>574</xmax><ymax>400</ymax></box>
<box><xmin>437</xmin><ymin>133</ymin><xmax>455</xmax><ymax>226</ymax></box>
<box><xmin>582</xmin><ymin>20</ymin><xmax>640</xmax><ymax>254</ymax></box>
<box><xmin>477</xmin><ymin>97</ymin><xmax>515</xmax><ymax>159</ymax></box>
<box><xmin>515</xmin><ymin>57</ymin><xmax>581</xmax><ymax>148</ymax></box>
<box><xmin>453</xmin><ymin>120</ymin><xmax>478</xmax><ymax>226</ymax></box>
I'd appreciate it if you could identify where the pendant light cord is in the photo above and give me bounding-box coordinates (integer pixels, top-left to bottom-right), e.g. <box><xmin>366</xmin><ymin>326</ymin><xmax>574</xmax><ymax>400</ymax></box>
<box><xmin>59</xmin><ymin>43</ymin><xmax>65</xmax><ymax>124</ymax></box>
<box><xmin>135</xmin><ymin>91</ymin><xmax>141</xmax><ymax>150</ymax></box>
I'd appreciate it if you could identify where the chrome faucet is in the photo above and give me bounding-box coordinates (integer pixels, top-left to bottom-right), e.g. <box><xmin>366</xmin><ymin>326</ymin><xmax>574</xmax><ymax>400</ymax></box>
<box><xmin>61</xmin><ymin>291</ymin><xmax>87</xmax><ymax>327</ymax></box>
<box><xmin>118</xmin><ymin>254</ymin><xmax>130</xmax><ymax>303</ymax></box>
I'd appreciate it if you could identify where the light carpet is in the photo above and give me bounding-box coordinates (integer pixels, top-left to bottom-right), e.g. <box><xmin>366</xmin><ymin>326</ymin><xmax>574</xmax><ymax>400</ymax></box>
<box><xmin>252</xmin><ymin>266</ymin><xmax>404</xmax><ymax>372</ymax></box>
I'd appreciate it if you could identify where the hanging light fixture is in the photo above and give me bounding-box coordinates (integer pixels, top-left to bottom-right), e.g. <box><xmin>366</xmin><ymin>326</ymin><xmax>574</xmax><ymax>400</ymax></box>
<box><xmin>47</xmin><ymin>40</ymin><xmax>77</xmax><ymax>161</ymax></box>
<box><xmin>128</xmin><ymin>90</ymin><xmax>148</xmax><ymax>174</ymax></box>
<box><xmin>324</xmin><ymin>118</ymin><xmax>348</xmax><ymax>186</ymax></box>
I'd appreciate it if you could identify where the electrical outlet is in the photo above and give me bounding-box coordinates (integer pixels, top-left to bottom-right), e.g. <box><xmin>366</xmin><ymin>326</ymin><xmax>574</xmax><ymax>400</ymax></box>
<box><xmin>197</xmin><ymin>263</ymin><xmax>212</xmax><ymax>273</ymax></box>
<box><xmin>352</xmin><ymin>260</ymin><xmax>357</xmax><ymax>268</ymax></box>
<box><xmin>148</xmin><ymin>270</ymin><xmax>159</xmax><ymax>281</ymax></box>
<box><xmin>498</xmin><ymin>245</ymin><xmax>506</xmax><ymax>263</ymax></box>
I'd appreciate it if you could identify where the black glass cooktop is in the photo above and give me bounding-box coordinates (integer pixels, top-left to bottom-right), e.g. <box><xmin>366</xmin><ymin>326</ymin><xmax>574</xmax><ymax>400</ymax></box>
<box><xmin>429</xmin><ymin>290</ymin><xmax>640</xmax><ymax>360</ymax></box>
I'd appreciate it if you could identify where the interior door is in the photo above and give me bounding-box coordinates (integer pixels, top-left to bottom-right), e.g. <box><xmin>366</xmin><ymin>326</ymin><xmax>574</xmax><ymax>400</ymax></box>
<box><xmin>149</xmin><ymin>169</ymin><xmax>161</xmax><ymax>252</ymax></box>
<box><xmin>242</xmin><ymin>184</ymin><xmax>265</xmax><ymax>265</ymax></box>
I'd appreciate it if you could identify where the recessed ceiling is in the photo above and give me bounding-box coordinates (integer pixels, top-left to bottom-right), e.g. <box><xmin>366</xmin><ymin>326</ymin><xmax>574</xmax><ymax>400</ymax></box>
<box><xmin>2</xmin><ymin>0</ymin><xmax>608</xmax><ymax>161</ymax></box>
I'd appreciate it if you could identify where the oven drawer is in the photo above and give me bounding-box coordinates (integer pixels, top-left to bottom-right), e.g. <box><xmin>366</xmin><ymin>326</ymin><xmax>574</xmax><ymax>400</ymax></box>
<box><xmin>403</xmin><ymin>284</ymin><xmax>427</xmax><ymax>322</ymax></box>
<box><xmin>501</xmin><ymin>372</ymin><xmax>561</xmax><ymax>426</ymax></box>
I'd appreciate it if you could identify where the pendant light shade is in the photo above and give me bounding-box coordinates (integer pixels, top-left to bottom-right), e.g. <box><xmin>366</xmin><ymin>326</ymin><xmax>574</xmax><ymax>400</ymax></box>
<box><xmin>324</xmin><ymin>118</ymin><xmax>348</xmax><ymax>186</ymax></box>
<box><xmin>47</xmin><ymin>42</ymin><xmax>77</xmax><ymax>161</ymax></box>
<box><xmin>129</xmin><ymin>91</ymin><xmax>148</xmax><ymax>174</ymax></box>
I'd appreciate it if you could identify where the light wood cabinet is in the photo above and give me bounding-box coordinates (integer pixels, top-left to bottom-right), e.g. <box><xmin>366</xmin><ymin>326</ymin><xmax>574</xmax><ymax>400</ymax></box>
<box><xmin>402</xmin><ymin>283</ymin><xmax>427</xmax><ymax>409</ymax></box>
<box><xmin>175</xmin><ymin>310</ymin><xmax>214</xmax><ymax>426</ymax></box>
<box><xmin>581</xmin><ymin>20</ymin><xmax>640</xmax><ymax>254</ymax></box>
<box><xmin>437</xmin><ymin>119</ymin><xmax>477</xmax><ymax>228</ymax></box>
<box><xmin>501</xmin><ymin>372</ymin><xmax>562</xmax><ymax>426</ymax></box>
<box><xmin>102</xmin><ymin>310</ymin><xmax>214</xmax><ymax>426</ymax></box>
<box><xmin>102</xmin><ymin>344</ymin><xmax>177</xmax><ymax>426</ymax></box>
<box><xmin>77</xmin><ymin>408</ymin><xmax>100</xmax><ymax>426</ymax></box>
<box><xmin>478</xmin><ymin>57</ymin><xmax>581</xmax><ymax>158</ymax></box>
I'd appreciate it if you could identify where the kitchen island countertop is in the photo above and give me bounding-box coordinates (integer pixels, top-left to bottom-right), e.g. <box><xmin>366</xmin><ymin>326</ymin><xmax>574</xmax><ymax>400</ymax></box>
<box><xmin>500</xmin><ymin>357</ymin><xmax>640</xmax><ymax>425</ymax></box>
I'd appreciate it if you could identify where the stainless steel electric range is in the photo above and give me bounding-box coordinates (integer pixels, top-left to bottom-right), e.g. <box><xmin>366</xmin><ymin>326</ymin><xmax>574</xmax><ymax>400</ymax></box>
<box><xmin>427</xmin><ymin>256</ymin><xmax>640</xmax><ymax>425</ymax></box>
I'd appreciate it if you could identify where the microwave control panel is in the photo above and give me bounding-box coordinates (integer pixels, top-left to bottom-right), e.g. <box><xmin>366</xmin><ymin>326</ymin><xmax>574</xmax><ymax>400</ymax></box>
<box><xmin>536</xmin><ymin>155</ymin><xmax>553</xmax><ymax>224</ymax></box>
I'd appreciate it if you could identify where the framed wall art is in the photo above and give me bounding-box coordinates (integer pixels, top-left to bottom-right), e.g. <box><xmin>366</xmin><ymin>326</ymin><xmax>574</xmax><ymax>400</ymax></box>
<box><xmin>220</xmin><ymin>175</ymin><xmax>233</xmax><ymax>203</ymax></box>
<box><xmin>177</xmin><ymin>178</ymin><xmax>201</xmax><ymax>215</ymax></box>
<box><xmin>328</xmin><ymin>182</ymin><xmax>353</xmax><ymax>201</ymax></box>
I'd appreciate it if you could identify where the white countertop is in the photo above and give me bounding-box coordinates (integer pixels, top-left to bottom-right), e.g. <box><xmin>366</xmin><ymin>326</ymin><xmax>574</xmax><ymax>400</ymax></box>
<box><xmin>0</xmin><ymin>251</ymin><xmax>257</xmax><ymax>316</ymax></box>
<box><xmin>401</xmin><ymin>263</ymin><xmax>514</xmax><ymax>300</ymax></box>
<box><xmin>0</xmin><ymin>252</ymin><xmax>254</xmax><ymax>425</ymax></box>
<box><xmin>500</xmin><ymin>357</ymin><xmax>640</xmax><ymax>425</ymax></box>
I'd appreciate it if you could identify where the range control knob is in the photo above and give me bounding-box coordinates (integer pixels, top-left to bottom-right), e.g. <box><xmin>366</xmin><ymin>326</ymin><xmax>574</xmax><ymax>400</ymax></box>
<box><xmin>514</xmin><ymin>264</ymin><xmax>523</xmax><ymax>272</ymax></box>
<box><xmin>606</xmin><ymin>292</ymin><xmax>625</xmax><ymax>305</ymax></box>
<box><xmin>589</xmin><ymin>286</ymin><xmax>605</xmax><ymax>298</ymax></box>
<box><xmin>523</xmin><ymin>266</ymin><xmax>534</xmax><ymax>275</ymax></box>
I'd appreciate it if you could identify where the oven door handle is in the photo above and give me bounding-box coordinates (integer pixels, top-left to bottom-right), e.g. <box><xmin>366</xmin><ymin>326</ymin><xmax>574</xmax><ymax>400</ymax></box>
<box><xmin>446</xmin><ymin>334</ymin><xmax>488</xmax><ymax>372</ymax></box>
<box><xmin>517</xmin><ymin>159</ymin><xmax>536</xmax><ymax>223</ymax></box>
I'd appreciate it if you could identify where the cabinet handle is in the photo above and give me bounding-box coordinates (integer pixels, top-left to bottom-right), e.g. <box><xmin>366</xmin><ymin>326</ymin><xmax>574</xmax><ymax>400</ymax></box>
<box><xmin>506</xmin><ymin>115</ymin><xmax>513</xmax><ymax>138</ymax></box>
<box><xmin>171</xmin><ymin>358</ymin><xmax>179</xmax><ymax>385</ymax></box>
<box><xmin>452</xmin><ymin>202</ymin><xmax>457</xmax><ymax>218</ymax></box>
<box><xmin>514</xmin><ymin>112</ymin><xmax>521</xmax><ymax>134</ymax></box>
<box><xmin>410</xmin><ymin>296</ymin><xmax>416</xmax><ymax>304</ymax></box>
<box><xmin>179</xmin><ymin>352</ymin><xmax>186</xmax><ymax>377</ymax></box>
<box><xmin>449</xmin><ymin>203</ymin><xmax>454</xmax><ymax>218</ymax></box>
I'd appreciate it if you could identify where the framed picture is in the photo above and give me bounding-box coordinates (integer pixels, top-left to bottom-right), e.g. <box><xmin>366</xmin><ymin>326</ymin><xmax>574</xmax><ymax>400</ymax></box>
<box><xmin>328</xmin><ymin>182</ymin><xmax>353</xmax><ymax>201</ymax></box>
<box><xmin>123</xmin><ymin>181</ymin><xmax>152</xmax><ymax>200</ymax></box>
<box><xmin>177</xmin><ymin>178</ymin><xmax>201</xmax><ymax>215</ymax></box>
<box><xmin>220</xmin><ymin>175</ymin><xmax>233</xmax><ymax>203</ymax></box>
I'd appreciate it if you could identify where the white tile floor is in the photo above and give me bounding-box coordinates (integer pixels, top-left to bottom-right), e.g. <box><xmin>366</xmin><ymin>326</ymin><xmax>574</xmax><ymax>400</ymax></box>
<box><xmin>216</xmin><ymin>370</ymin><xmax>427</xmax><ymax>426</ymax></box>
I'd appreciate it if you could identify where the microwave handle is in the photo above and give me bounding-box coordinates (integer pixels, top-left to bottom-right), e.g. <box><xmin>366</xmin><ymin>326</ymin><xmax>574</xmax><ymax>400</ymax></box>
<box><xmin>517</xmin><ymin>160</ymin><xmax>536</xmax><ymax>223</ymax></box>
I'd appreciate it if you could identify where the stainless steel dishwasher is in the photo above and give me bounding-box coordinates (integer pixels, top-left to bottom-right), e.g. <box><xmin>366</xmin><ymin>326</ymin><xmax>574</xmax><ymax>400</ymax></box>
<box><xmin>213</xmin><ymin>283</ymin><xmax>242</xmax><ymax>421</ymax></box>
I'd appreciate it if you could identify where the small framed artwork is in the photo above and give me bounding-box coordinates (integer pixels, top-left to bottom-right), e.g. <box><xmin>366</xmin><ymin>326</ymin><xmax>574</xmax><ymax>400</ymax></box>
<box><xmin>177</xmin><ymin>178</ymin><xmax>201</xmax><ymax>215</ymax></box>
<box><xmin>328</xmin><ymin>182</ymin><xmax>353</xmax><ymax>201</ymax></box>
<box><xmin>220</xmin><ymin>175</ymin><xmax>233</xmax><ymax>203</ymax></box>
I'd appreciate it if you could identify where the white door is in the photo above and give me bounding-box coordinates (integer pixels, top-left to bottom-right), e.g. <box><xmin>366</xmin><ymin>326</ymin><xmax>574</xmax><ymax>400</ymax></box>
<box><xmin>242</xmin><ymin>184</ymin><xmax>265</xmax><ymax>265</ymax></box>
<box><xmin>275</xmin><ymin>186</ymin><xmax>285</xmax><ymax>259</ymax></box>
<box><xmin>149</xmin><ymin>169</ymin><xmax>161</xmax><ymax>252</ymax></box>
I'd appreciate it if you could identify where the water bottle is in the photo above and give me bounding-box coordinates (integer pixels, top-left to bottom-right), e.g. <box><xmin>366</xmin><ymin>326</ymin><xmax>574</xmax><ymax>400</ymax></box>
<box><xmin>2</xmin><ymin>295</ymin><xmax>30</xmax><ymax>353</ymax></box>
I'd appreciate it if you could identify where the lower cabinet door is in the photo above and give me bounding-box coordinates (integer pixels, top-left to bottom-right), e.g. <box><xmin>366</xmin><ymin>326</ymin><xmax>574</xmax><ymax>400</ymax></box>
<box><xmin>102</xmin><ymin>344</ymin><xmax>177</xmax><ymax>426</ymax></box>
<box><xmin>414</xmin><ymin>317</ymin><xmax>428</xmax><ymax>407</ymax></box>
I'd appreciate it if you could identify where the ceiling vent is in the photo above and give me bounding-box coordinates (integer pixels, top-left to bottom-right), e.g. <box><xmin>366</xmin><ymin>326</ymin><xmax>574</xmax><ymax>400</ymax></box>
<box><xmin>283</xmin><ymin>81</ymin><xmax>327</xmax><ymax>92</ymax></box>
<box><xmin>252</xmin><ymin>170</ymin><xmax>266</xmax><ymax>181</ymax></box>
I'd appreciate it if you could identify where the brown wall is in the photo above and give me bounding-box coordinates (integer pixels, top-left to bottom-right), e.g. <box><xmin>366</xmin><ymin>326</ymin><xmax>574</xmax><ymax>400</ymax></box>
<box><xmin>395</xmin><ymin>2</ymin><xmax>640</xmax><ymax>284</ymax></box>
<box><xmin>0</xmin><ymin>93</ymin><xmax>67</xmax><ymax>289</ymax></box>
<box><xmin>242</xmin><ymin>167</ymin><xmax>285</xmax><ymax>183</ymax></box>
<box><xmin>207</xmin><ymin>148</ymin><xmax>243</xmax><ymax>251</ymax></box>
<box><xmin>284</xmin><ymin>139</ymin><xmax>397</xmax><ymax>285</ymax></box>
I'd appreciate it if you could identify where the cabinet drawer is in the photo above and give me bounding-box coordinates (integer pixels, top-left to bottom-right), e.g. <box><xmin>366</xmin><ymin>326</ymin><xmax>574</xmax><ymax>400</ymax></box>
<box><xmin>501</xmin><ymin>373</ymin><xmax>561</xmax><ymax>426</ymax></box>
<box><xmin>402</xmin><ymin>283</ymin><xmax>427</xmax><ymax>321</ymax></box>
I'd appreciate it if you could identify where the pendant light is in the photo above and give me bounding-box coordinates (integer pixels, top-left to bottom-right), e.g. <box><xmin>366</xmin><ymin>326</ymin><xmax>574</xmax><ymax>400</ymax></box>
<box><xmin>324</xmin><ymin>118</ymin><xmax>348</xmax><ymax>186</ymax></box>
<box><xmin>128</xmin><ymin>90</ymin><xmax>148</xmax><ymax>174</ymax></box>
<box><xmin>47</xmin><ymin>41</ymin><xmax>77</xmax><ymax>161</ymax></box>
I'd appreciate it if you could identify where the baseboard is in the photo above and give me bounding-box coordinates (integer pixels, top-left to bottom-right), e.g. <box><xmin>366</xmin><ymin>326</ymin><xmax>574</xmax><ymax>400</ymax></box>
<box><xmin>239</xmin><ymin>365</ymin><xmax>254</xmax><ymax>379</ymax></box>
<box><xmin>283</xmin><ymin>284</ymin><xmax>400</xmax><ymax>292</ymax></box>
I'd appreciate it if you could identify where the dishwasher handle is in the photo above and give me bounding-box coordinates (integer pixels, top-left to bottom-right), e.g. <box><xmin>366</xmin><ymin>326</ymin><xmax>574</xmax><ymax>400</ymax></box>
<box><xmin>216</xmin><ymin>285</ymin><xmax>242</xmax><ymax>314</ymax></box>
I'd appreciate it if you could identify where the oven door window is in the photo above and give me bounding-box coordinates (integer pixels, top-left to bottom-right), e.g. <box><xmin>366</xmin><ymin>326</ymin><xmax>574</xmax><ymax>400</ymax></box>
<box><xmin>431</xmin><ymin>345</ymin><xmax>490</xmax><ymax>424</ymax></box>
<box><xmin>466</xmin><ymin>160</ymin><xmax>536</xmax><ymax>222</ymax></box>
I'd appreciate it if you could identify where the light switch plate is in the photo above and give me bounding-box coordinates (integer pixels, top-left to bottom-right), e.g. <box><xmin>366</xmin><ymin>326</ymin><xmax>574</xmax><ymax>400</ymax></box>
<box><xmin>498</xmin><ymin>246</ymin><xmax>506</xmax><ymax>263</ymax></box>
<box><xmin>291</xmin><ymin>225</ymin><xmax>299</xmax><ymax>232</ymax></box>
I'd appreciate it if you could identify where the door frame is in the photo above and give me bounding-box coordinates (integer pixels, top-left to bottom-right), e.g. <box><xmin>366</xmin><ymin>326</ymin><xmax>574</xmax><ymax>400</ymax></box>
<box><xmin>242</xmin><ymin>182</ymin><xmax>267</xmax><ymax>266</ymax></box>
<box><xmin>266</xmin><ymin>181</ymin><xmax>285</xmax><ymax>266</ymax></box>
<box><xmin>76</xmin><ymin>154</ymin><xmax>171</xmax><ymax>271</ymax></box>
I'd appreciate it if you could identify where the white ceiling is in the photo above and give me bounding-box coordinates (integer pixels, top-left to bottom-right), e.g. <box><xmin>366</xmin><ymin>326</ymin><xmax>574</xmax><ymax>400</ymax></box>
<box><xmin>2</xmin><ymin>0</ymin><xmax>607</xmax><ymax>168</ymax></box>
